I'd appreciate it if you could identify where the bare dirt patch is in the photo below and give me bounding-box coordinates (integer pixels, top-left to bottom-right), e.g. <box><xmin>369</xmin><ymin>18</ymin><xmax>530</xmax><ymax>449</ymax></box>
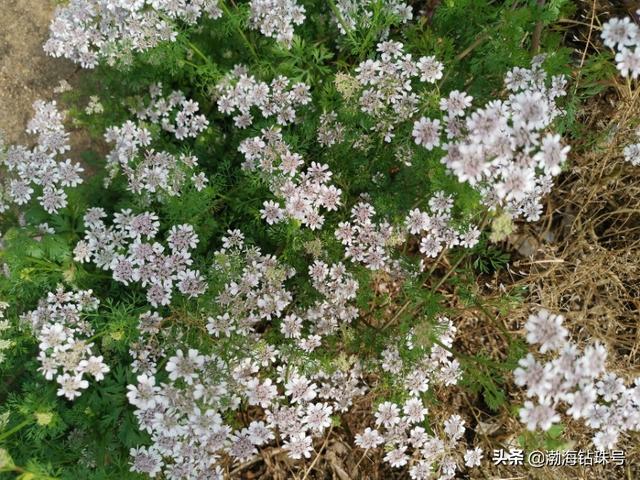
<box><xmin>0</xmin><ymin>0</ymin><xmax>78</xmax><ymax>144</ymax></box>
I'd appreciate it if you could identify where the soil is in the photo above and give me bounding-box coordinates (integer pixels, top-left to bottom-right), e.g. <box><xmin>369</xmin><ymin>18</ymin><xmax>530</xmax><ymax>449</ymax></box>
<box><xmin>0</xmin><ymin>0</ymin><xmax>78</xmax><ymax>145</ymax></box>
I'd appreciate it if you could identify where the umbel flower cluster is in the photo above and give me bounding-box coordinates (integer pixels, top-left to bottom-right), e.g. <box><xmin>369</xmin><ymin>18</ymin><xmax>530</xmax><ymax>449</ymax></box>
<box><xmin>354</xmin><ymin>319</ymin><xmax>481</xmax><ymax>480</ymax></box>
<box><xmin>20</xmin><ymin>288</ymin><xmax>109</xmax><ymax>400</ymax></box>
<box><xmin>623</xmin><ymin>129</ymin><xmax>640</xmax><ymax>166</ymax></box>
<box><xmin>0</xmin><ymin>301</ymin><xmax>12</xmax><ymax>365</ymax></box>
<box><xmin>350</xmin><ymin>40</ymin><xmax>444</xmax><ymax>142</ymax></box>
<box><xmin>73</xmin><ymin>208</ymin><xmax>207</xmax><ymax>307</ymax></box>
<box><xmin>208</xmin><ymin>231</ymin><xmax>359</xmax><ymax>346</ymax></box>
<box><xmin>335</xmin><ymin>191</ymin><xmax>480</xmax><ymax>272</ymax></box>
<box><xmin>126</xmin><ymin>233</ymin><xmax>365</xmax><ymax>478</ymax></box>
<box><xmin>601</xmin><ymin>12</ymin><xmax>640</xmax><ymax>80</ymax></box>
<box><xmin>333</xmin><ymin>0</ymin><xmax>412</xmax><ymax>35</ymax></box>
<box><xmin>104</xmin><ymin>84</ymin><xmax>209</xmax><ymax>198</ymax></box>
<box><xmin>239</xmin><ymin>129</ymin><xmax>342</xmax><ymax>230</ymax></box>
<box><xmin>0</xmin><ymin>101</ymin><xmax>83</xmax><ymax>214</ymax></box>
<box><xmin>44</xmin><ymin>0</ymin><xmax>223</xmax><ymax>68</ymax></box>
<box><xmin>248</xmin><ymin>0</ymin><xmax>306</xmax><ymax>48</ymax></box>
<box><xmin>513</xmin><ymin>309</ymin><xmax>640</xmax><ymax>450</ymax></box>
<box><xmin>216</xmin><ymin>66</ymin><xmax>311</xmax><ymax>128</ymax></box>
<box><xmin>437</xmin><ymin>57</ymin><xmax>569</xmax><ymax>222</ymax></box>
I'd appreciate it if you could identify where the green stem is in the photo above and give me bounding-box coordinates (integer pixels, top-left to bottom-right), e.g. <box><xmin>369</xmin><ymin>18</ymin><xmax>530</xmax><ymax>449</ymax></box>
<box><xmin>327</xmin><ymin>0</ymin><xmax>358</xmax><ymax>50</ymax></box>
<box><xmin>86</xmin><ymin>330</ymin><xmax>109</xmax><ymax>344</ymax></box>
<box><xmin>186</xmin><ymin>40</ymin><xmax>213</xmax><ymax>66</ymax></box>
<box><xmin>1</xmin><ymin>465</ymin><xmax>58</xmax><ymax>480</ymax></box>
<box><xmin>218</xmin><ymin>0</ymin><xmax>260</xmax><ymax>63</ymax></box>
<box><xmin>0</xmin><ymin>418</ymin><xmax>32</xmax><ymax>442</ymax></box>
<box><xmin>429</xmin><ymin>253</ymin><xmax>467</xmax><ymax>294</ymax></box>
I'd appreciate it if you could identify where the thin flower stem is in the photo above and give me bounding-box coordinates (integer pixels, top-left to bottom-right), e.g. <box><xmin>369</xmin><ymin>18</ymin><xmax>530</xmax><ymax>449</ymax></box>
<box><xmin>301</xmin><ymin>425</ymin><xmax>333</xmax><ymax>480</ymax></box>
<box><xmin>474</xmin><ymin>301</ymin><xmax>512</xmax><ymax>342</ymax></box>
<box><xmin>85</xmin><ymin>329</ymin><xmax>109</xmax><ymax>344</ymax></box>
<box><xmin>326</xmin><ymin>0</ymin><xmax>358</xmax><ymax>49</ymax></box>
<box><xmin>219</xmin><ymin>0</ymin><xmax>260</xmax><ymax>63</ymax></box>
<box><xmin>0</xmin><ymin>417</ymin><xmax>32</xmax><ymax>442</ymax></box>
<box><xmin>185</xmin><ymin>40</ymin><xmax>213</xmax><ymax>66</ymax></box>
<box><xmin>353</xmin><ymin>448</ymin><xmax>371</xmax><ymax>472</ymax></box>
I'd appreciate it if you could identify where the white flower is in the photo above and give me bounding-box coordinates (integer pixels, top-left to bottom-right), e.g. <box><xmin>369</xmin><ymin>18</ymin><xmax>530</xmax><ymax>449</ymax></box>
<box><xmin>402</xmin><ymin>397</ymin><xmax>428</xmax><ymax>424</ymax></box>
<box><xmin>417</xmin><ymin>56</ymin><xmax>444</xmax><ymax>83</ymax></box>
<box><xmin>354</xmin><ymin>427</ymin><xmax>384</xmax><ymax>449</ymax></box>
<box><xmin>165</xmin><ymin>349</ymin><xmax>204</xmax><ymax>384</ymax></box>
<box><xmin>412</xmin><ymin>117</ymin><xmax>441</xmax><ymax>150</ymax></box>
<box><xmin>303</xmin><ymin>402</ymin><xmax>333</xmax><ymax>432</ymax></box>
<box><xmin>384</xmin><ymin>446</ymin><xmax>409</xmax><ymax>468</ymax></box>
<box><xmin>519</xmin><ymin>400</ymin><xmax>559</xmax><ymax>431</ymax></box>
<box><xmin>78</xmin><ymin>355</ymin><xmax>110</xmax><ymax>380</ymax></box>
<box><xmin>464</xmin><ymin>447</ymin><xmax>483</xmax><ymax>467</ymax></box>
<box><xmin>126</xmin><ymin>374</ymin><xmax>159</xmax><ymax>410</ymax></box>
<box><xmin>524</xmin><ymin>309</ymin><xmax>568</xmax><ymax>353</ymax></box>
<box><xmin>56</xmin><ymin>373</ymin><xmax>89</xmax><ymax>400</ymax></box>
<box><xmin>443</xmin><ymin>414</ymin><xmax>465</xmax><ymax>441</ymax></box>
<box><xmin>283</xmin><ymin>432</ymin><xmax>313</xmax><ymax>459</ymax></box>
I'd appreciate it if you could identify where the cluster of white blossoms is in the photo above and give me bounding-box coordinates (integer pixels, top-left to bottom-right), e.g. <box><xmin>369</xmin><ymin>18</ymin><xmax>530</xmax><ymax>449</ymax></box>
<box><xmin>127</xmin><ymin>344</ymin><xmax>366</xmax><ymax>477</ymax></box>
<box><xmin>333</xmin><ymin>0</ymin><xmax>412</xmax><ymax>35</ymax></box>
<box><xmin>20</xmin><ymin>288</ymin><xmax>109</xmax><ymax>400</ymax></box>
<box><xmin>126</xmin><ymin>233</ymin><xmax>366</xmax><ymax>478</ymax></box>
<box><xmin>335</xmin><ymin>193</ymin><xmax>479</xmax><ymax>272</ymax></box>
<box><xmin>104</xmin><ymin>84</ymin><xmax>209</xmax><ymax>197</ymax></box>
<box><xmin>44</xmin><ymin>0</ymin><xmax>223</xmax><ymax>68</ymax></box>
<box><xmin>239</xmin><ymin>128</ymin><xmax>342</xmax><ymax>230</ymax></box>
<box><xmin>601</xmin><ymin>12</ymin><xmax>640</xmax><ymax>80</ymax></box>
<box><xmin>405</xmin><ymin>191</ymin><xmax>481</xmax><ymax>259</ymax></box>
<box><xmin>73</xmin><ymin>208</ymin><xmax>207</xmax><ymax>307</ymax></box>
<box><xmin>513</xmin><ymin>309</ymin><xmax>640</xmax><ymax>450</ymax></box>
<box><xmin>623</xmin><ymin>128</ymin><xmax>640</xmax><ymax>167</ymax></box>
<box><xmin>209</xmin><ymin>232</ymin><xmax>359</xmax><ymax>346</ymax></box>
<box><xmin>0</xmin><ymin>101</ymin><xmax>83</xmax><ymax>214</ymax></box>
<box><xmin>0</xmin><ymin>301</ymin><xmax>12</xmax><ymax>365</ymax></box>
<box><xmin>353</xmin><ymin>40</ymin><xmax>444</xmax><ymax>142</ymax></box>
<box><xmin>434</xmin><ymin>56</ymin><xmax>569</xmax><ymax>222</ymax></box>
<box><xmin>356</xmin><ymin>319</ymin><xmax>481</xmax><ymax>479</ymax></box>
<box><xmin>335</xmin><ymin>202</ymin><xmax>398</xmax><ymax>271</ymax></box>
<box><xmin>216</xmin><ymin>66</ymin><xmax>311</xmax><ymax>128</ymax></box>
<box><xmin>248</xmin><ymin>0</ymin><xmax>306</xmax><ymax>48</ymax></box>
<box><xmin>317</xmin><ymin>111</ymin><xmax>346</xmax><ymax>147</ymax></box>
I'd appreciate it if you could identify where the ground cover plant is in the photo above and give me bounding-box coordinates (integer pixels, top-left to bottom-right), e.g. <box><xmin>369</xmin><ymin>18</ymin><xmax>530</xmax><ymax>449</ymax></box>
<box><xmin>0</xmin><ymin>0</ymin><xmax>638</xmax><ymax>479</ymax></box>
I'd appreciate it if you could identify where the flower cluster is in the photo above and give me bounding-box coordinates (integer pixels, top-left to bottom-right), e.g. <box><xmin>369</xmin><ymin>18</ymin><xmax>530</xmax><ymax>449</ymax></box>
<box><xmin>126</xmin><ymin>234</ymin><xmax>365</xmax><ymax>477</ymax></box>
<box><xmin>436</xmin><ymin>57</ymin><xmax>569</xmax><ymax>222</ymax></box>
<box><xmin>352</xmin><ymin>41</ymin><xmax>443</xmax><ymax>141</ymax></box>
<box><xmin>44</xmin><ymin>0</ymin><xmax>222</xmax><ymax>68</ymax></box>
<box><xmin>317</xmin><ymin>111</ymin><xmax>346</xmax><ymax>147</ymax></box>
<box><xmin>356</xmin><ymin>319</ymin><xmax>480</xmax><ymax>479</ymax></box>
<box><xmin>128</xmin><ymin>342</ymin><xmax>366</xmax><ymax>477</ymax></box>
<box><xmin>104</xmin><ymin>84</ymin><xmax>209</xmax><ymax>197</ymax></box>
<box><xmin>0</xmin><ymin>302</ymin><xmax>12</xmax><ymax>365</ymax></box>
<box><xmin>216</xmin><ymin>66</ymin><xmax>311</xmax><ymax>128</ymax></box>
<box><xmin>0</xmin><ymin>101</ymin><xmax>83</xmax><ymax>214</ymax></box>
<box><xmin>335</xmin><ymin>202</ymin><xmax>399</xmax><ymax>271</ymax></box>
<box><xmin>601</xmin><ymin>12</ymin><xmax>640</xmax><ymax>80</ymax></box>
<box><xmin>333</xmin><ymin>0</ymin><xmax>412</xmax><ymax>35</ymax></box>
<box><xmin>513</xmin><ymin>309</ymin><xmax>640</xmax><ymax>450</ymax></box>
<box><xmin>623</xmin><ymin>129</ymin><xmax>640</xmax><ymax>166</ymax></box>
<box><xmin>405</xmin><ymin>191</ymin><xmax>481</xmax><ymax>259</ymax></box>
<box><xmin>248</xmin><ymin>0</ymin><xmax>306</xmax><ymax>48</ymax></box>
<box><xmin>73</xmin><ymin>208</ymin><xmax>207</xmax><ymax>307</ymax></box>
<box><xmin>239</xmin><ymin>129</ymin><xmax>342</xmax><ymax>230</ymax></box>
<box><xmin>210</xmin><ymin>231</ymin><xmax>359</xmax><ymax>345</ymax></box>
<box><xmin>20</xmin><ymin>288</ymin><xmax>108</xmax><ymax>400</ymax></box>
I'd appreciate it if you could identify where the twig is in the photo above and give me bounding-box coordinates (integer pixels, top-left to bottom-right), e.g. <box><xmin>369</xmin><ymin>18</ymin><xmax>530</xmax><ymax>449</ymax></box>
<box><xmin>301</xmin><ymin>425</ymin><xmax>334</xmax><ymax>480</ymax></box>
<box><xmin>531</xmin><ymin>0</ymin><xmax>546</xmax><ymax>54</ymax></box>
